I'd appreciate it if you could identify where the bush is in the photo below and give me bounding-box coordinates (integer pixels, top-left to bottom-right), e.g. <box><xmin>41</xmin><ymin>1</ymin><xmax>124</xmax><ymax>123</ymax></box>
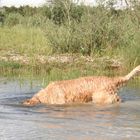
<box><xmin>4</xmin><ymin>13</ymin><xmax>23</xmax><ymax>26</ymax></box>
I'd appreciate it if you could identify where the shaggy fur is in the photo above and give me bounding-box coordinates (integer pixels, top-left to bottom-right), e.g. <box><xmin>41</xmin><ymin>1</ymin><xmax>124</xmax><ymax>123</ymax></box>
<box><xmin>23</xmin><ymin>65</ymin><xmax>140</xmax><ymax>106</ymax></box>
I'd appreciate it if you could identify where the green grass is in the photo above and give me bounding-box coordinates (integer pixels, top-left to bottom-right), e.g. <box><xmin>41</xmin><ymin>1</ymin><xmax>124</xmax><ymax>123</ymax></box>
<box><xmin>1</xmin><ymin>60</ymin><xmax>139</xmax><ymax>87</ymax></box>
<box><xmin>0</xmin><ymin>61</ymin><xmax>21</xmax><ymax>68</ymax></box>
<box><xmin>0</xmin><ymin>25</ymin><xmax>52</xmax><ymax>56</ymax></box>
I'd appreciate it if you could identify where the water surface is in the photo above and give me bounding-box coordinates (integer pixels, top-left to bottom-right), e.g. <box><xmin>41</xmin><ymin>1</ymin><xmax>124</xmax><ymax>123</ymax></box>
<box><xmin>0</xmin><ymin>78</ymin><xmax>140</xmax><ymax>140</ymax></box>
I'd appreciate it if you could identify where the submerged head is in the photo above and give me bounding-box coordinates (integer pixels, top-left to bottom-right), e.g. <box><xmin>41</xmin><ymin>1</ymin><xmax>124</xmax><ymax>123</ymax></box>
<box><xmin>23</xmin><ymin>96</ymin><xmax>40</xmax><ymax>106</ymax></box>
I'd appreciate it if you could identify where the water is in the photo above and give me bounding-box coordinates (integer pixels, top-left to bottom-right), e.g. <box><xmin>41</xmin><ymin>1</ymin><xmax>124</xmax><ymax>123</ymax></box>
<box><xmin>0</xmin><ymin>78</ymin><xmax>140</xmax><ymax>140</ymax></box>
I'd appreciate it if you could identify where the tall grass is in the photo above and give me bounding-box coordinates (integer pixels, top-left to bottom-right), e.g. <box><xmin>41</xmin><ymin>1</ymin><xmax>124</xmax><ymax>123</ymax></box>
<box><xmin>0</xmin><ymin>25</ymin><xmax>52</xmax><ymax>56</ymax></box>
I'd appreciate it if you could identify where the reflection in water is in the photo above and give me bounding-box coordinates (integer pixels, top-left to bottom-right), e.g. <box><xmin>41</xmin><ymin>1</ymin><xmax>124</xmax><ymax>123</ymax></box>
<box><xmin>0</xmin><ymin>78</ymin><xmax>140</xmax><ymax>140</ymax></box>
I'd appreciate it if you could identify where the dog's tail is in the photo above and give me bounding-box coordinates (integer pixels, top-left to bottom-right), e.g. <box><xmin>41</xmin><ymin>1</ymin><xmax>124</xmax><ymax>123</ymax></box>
<box><xmin>124</xmin><ymin>65</ymin><xmax>140</xmax><ymax>81</ymax></box>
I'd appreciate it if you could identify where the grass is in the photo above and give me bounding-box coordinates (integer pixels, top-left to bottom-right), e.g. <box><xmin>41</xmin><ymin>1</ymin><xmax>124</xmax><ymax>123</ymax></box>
<box><xmin>0</xmin><ymin>25</ymin><xmax>52</xmax><ymax>56</ymax></box>
<box><xmin>1</xmin><ymin>60</ymin><xmax>139</xmax><ymax>87</ymax></box>
<box><xmin>0</xmin><ymin>23</ymin><xmax>139</xmax><ymax>77</ymax></box>
<box><xmin>0</xmin><ymin>63</ymin><xmax>118</xmax><ymax>87</ymax></box>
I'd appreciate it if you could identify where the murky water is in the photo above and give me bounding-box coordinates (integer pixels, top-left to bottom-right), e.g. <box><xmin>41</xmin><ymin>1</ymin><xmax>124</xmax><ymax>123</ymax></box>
<box><xmin>0</xmin><ymin>78</ymin><xmax>140</xmax><ymax>140</ymax></box>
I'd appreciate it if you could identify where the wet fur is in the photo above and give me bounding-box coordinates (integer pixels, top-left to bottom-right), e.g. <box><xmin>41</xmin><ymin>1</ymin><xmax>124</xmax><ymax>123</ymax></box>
<box><xmin>23</xmin><ymin>65</ymin><xmax>140</xmax><ymax>106</ymax></box>
<box><xmin>23</xmin><ymin>76</ymin><xmax>126</xmax><ymax>105</ymax></box>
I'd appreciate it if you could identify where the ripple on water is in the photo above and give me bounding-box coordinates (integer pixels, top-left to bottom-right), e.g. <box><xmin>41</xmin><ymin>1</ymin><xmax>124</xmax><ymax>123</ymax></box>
<box><xmin>0</xmin><ymin>79</ymin><xmax>140</xmax><ymax>140</ymax></box>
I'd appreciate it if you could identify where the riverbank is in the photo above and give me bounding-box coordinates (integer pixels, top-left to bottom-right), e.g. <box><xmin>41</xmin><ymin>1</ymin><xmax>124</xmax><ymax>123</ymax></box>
<box><xmin>0</xmin><ymin>49</ymin><xmax>135</xmax><ymax>77</ymax></box>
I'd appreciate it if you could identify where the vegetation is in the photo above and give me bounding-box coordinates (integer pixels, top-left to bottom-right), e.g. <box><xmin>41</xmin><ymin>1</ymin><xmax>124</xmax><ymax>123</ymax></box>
<box><xmin>0</xmin><ymin>0</ymin><xmax>140</xmax><ymax>79</ymax></box>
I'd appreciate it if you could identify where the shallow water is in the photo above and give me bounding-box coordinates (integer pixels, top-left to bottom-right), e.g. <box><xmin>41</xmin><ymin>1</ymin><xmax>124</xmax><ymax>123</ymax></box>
<box><xmin>0</xmin><ymin>78</ymin><xmax>140</xmax><ymax>140</ymax></box>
